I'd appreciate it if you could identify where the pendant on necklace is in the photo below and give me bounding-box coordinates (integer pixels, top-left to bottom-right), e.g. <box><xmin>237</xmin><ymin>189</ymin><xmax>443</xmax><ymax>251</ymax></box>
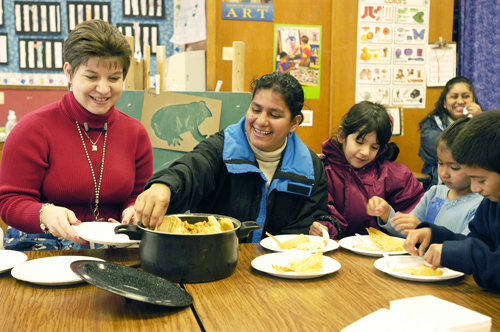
<box><xmin>92</xmin><ymin>144</ymin><xmax>97</xmax><ymax>152</ymax></box>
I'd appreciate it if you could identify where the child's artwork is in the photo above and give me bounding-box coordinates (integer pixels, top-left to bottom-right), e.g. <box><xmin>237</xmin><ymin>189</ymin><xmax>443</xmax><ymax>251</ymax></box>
<box><xmin>274</xmin><ymin>24</ymin><xmax>322</xmax><ymax>99</ymax></box>
<box><xmin>141</xmin><ymin>91</ymin><xmax>222</xmax><ymax>152</ymax></box>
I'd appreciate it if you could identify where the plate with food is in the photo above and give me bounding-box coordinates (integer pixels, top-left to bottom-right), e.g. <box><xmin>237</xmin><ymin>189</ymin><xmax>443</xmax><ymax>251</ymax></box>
<box><xmin>73</xmin><ymin>222</ymin><xmax>140</xmax><ymax>247</ymax></box>
<box><xmin>260</xmin><ymin>231</ymin><xmax>339</xmax><ymax>253</ymax></box>
<box><xmin>374</xmin><ymin>255</ymin><xmax>464</xmax><ymax>282</ymax></box>
<box><xmin>11</xmin><ymin>256</ymin><xmax>105</xmax><ymax>286</ymax></box>
<box><xmin>0</xmin><ymin>250</ymin><xmax>28</xmax><ymax>274</ymax></box>
<box><xmin>251</xmin><ymin>250</ymin><xmax>341</xmax><ymax>279</ymax></box>
<box><xmin>338</xmin><ymin>228</ymin><xmax>407</xmax><ymax>257</ymax></box>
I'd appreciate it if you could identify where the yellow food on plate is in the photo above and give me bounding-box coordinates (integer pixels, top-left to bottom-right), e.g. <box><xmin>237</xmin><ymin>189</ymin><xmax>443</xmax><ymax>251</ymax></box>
<box><xmin>352</xmin><ymin>227</ymin><xmax>404</xmax><ymax>252</ymax></box>
<box><xmin>272</xmin><ymin>250</ymin><xmax>324</xmax><ymax>273</ymax></box>
<box><xmin>266</xmin><ymin>232</ymin><xmax>328</xmax><ymax>250</ymax></box>
<box><xmin>154</xmin><ymin>215</ymin><xmax>234</xmax><ymax>234</ymax></box>
<box><xmin>393</xmin><ymin>264</ymin><xmax>443</xmax><ymax>277</ymax></box>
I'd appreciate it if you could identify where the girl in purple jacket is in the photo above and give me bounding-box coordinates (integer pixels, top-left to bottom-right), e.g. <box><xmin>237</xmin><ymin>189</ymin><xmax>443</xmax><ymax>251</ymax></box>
<box><xmin>310</xmin><ymin>101</ymin><xmax>424</xmax><ymax>239</ymax></box>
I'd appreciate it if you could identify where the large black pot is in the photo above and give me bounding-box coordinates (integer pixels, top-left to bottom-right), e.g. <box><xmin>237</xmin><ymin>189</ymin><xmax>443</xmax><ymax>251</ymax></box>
<box><xmin>115</xmin><ymin>213</ymin><xmax>261</xmax><ymax>283</ymax></box>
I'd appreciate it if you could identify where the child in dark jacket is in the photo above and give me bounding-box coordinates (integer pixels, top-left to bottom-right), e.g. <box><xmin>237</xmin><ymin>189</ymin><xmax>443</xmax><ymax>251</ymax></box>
<box><xmin>404</xmin><ymin>110</ymin><xmax>500</xmax><ymax>291</ymax></box>
<box><xmin>310</xmin><ymin>101</ymin><xmax>424</xmax><ymax>239</ymax></box>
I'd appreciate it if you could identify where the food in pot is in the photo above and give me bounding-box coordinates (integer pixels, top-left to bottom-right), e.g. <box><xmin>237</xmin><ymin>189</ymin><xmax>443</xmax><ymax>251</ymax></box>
<box><xmin>393</xmin><ymin>264</ymin><xmax>443</xmax><ymax>276</ymax></box>
<box><xmin>154</xmin><ymin>215</ymin><xmax>234</xmax><ymax>234</ymax></box>
<box><xmin>272</xmin><ymin>250</ymin><xmax>324</xmax><ymax>273</ymax></box>
<box><xmin>352</xmin><ymin>227</ymin><xmax>404</xmax><ymax>252</ymax></box>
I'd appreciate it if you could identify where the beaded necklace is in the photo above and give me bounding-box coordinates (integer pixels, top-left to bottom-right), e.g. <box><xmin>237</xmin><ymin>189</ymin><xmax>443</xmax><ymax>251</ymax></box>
<box><xmin>76</xmin><ymin>121</ymin><xmax>107</xmax><ymax>220</ymax></box>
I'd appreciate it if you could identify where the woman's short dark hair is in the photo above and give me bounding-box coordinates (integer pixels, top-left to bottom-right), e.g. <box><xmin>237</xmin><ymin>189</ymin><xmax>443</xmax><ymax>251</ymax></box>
<box><xmin>250</xmin><ymin>72</ymin><xmax>304</xmax><ymax>123</ymax></box>
<box><xmin>63</xmin><ymin>19</ymin><xmax>132</xmax><ymax>80</ymax></box>
<box><xmin>436</xmin><ymin>117</ymin><xmax>470</xmax><ymax>152</ymax></box>
<box><xmin>338</xmin><ymin>101</ymin><xmax>393</xmax><ymax>148</ymax></box>
<box><xmin>419</xmin><ymin>76</ymin><xmax>480</xmax><ymax>130</ymax></box>
<box><xmin>452</xmin><ymin>110</ymin><xmax>500</xmax><ymax>174</ymax></box>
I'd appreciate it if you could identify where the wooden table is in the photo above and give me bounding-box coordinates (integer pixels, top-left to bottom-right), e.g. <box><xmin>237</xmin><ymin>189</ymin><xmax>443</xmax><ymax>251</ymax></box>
<box><xmin>185</xmin><ymin>244</ymin><xmax>500</xmax><ymax>331</ymax></box>
<box><xmin>1</xmin><ymin>245</ymin><xmax>499</xmax><ymax>331</ymax></box>
<box><xmin>0</xmin><ymin>249</ymin><xmax>201</xmax><ymax>331</ymax></box>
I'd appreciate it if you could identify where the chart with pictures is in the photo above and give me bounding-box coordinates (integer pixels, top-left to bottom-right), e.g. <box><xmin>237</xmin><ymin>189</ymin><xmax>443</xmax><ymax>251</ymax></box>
<box><xmin>356</xmin><ymin>0</ymin><xmax>430</xmax><ymax>109</ymax></box>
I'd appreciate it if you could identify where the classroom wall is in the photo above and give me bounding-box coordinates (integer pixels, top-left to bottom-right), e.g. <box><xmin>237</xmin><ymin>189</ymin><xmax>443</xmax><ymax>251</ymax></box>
<box><xmin>207</xmin><ymin>0</ymin><xmax>455</xmax><ymax>173</ymax></box>
<box><xmin>0</xmin><ymin>88</ymin><xmax>67</xmax><ymax>124</ymax></box>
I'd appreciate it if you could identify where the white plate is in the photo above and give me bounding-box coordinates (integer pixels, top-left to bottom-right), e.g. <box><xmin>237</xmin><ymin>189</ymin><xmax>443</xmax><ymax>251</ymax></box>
<box><xmin>338</xmin><ymin>235</ymin><xmax>407</xmax><ymax>257</ymax></box>
<box><xmin>260</xmin><ymin>234</ymin><xmax>339</xmax><ymax>253</ymax></box>
<box><xmin>73</xmin><ymin>222</ymin><xmax>140</xmax><ymax>247</ymax></box>
<box><xmin>0</xmin><ymin>250</ymin><xmax>28</xmax><ymax>274</ymax></box>
<box><xmin>11</xmin><ymin>256</ymin><xmax>105</xmax><ymax>285</ymax></box>
<box><xmin>251</xmin><ymin>252</ymin><xmax>341</xmax><ymax>279</ymax></box>
<box><xmin>374</xmin><ymin>255</ymin><xmax>464</xmax><ymax>282</ymax></box>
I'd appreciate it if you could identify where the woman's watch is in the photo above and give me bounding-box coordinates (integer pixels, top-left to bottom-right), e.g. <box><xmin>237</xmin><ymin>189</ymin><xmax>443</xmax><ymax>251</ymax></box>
<box><xmin>39</xmin><ymin>203</ymin><xmax>54</xmax><ymax>234</ymax></box>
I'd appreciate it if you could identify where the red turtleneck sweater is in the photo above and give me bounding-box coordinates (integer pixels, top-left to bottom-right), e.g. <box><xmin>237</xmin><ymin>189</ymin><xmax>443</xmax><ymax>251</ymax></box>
<box><xmin>0</xmin><ymin>92</ymin><xmax>154</xmax><ymax>233</ymax></box>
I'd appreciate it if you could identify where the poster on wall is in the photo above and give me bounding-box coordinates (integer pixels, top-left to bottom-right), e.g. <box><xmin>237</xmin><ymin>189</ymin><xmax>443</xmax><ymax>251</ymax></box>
<box><xmin>0</xmin><ymin>33</ymin><xmax>7</xmax><ymax>64</ymax></box>
<box><xmin>118</xmin><ymin>23</ymin><xmax>159</xmax><ymax>54</ymax></box>
<box><xmin>18</xmin><ymin>38</ymin><xmax>64</xmax><ymax>70</ymax></box>
<box><xmin>67</xmin><ymin>2</ymin><xmax>111</xmax><ymax>31</ymax></box>
<box><xmin>222</xmin><ymin>0</ymin><xmax>273</xmax><ymax>22</ymax></box>
<box><xmin>355</xmin><ymin>0</ymin><xmax>430</xmax><ymax>109</ymax></box>
<box><xmin>0</xmin><ymin>0</ymin><xmax>4</xmax><ymax>27</ymax></box>
<box><xmin>122</xmin><ymin>0</ymin><xmax>164</xmax><ymax>19</ymax></box>
<box><xmin>274</xmin><ymin>24</ymin><xmax>321</xmax><ymax>100</ymax></box>
<box><xmin>14</xmin><ymin>1</ymin><xmax>62</xmax><ymax>35</ymax></box>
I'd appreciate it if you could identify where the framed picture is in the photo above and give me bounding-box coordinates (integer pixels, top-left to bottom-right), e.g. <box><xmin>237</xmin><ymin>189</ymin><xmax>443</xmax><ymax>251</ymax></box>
<box><xmin>123</xmin><ymin>0</ymin><xmax>164</xmax><ymax>19</ymax></box>
<box><xmin>67</xmin><ymin>2</ymin><xmax>111</xmax><ymax>31</ymax></box>
<box><xmin>14</xmin><ymin>2</ymin><xmax>61</xmax><ymax>35</ymax></box>
<box><xmin>18</xmin><ymin>38</ymin><xmax>64</xmax><ymax>70</ymax></box>
<box><xmin>117</xmin><ymin>23</ymin><xmax>159</xmax><ymax>55</ymax></box>
<box><xmin>0</xmin><ymin>33</ymin><xmax>7</xmax><ymax>64</ymax></box>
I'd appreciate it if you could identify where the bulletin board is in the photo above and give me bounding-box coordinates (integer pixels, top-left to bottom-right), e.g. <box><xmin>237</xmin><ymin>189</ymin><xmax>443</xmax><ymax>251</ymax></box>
<box><xmin>0</xmin><ymin>0</ymin><xmax>175</xmax><ymax>86</ymax></box>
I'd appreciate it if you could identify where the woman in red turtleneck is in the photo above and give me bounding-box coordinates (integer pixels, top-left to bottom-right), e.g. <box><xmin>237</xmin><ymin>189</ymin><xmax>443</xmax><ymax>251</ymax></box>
<box><xmin>0</xmin><ymin>20</ymin><xmax>153</xmax><ymax>250</ymax></box>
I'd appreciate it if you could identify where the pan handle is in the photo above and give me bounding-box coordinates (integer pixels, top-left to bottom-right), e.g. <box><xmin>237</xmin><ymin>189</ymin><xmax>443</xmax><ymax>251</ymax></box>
<box><xmin>114</xmin><ymin>224</ymin><xmax>143</xmax><ymax>241</ymax></box>
<box><xmin>237</xmin><ymin>221</ymin><xmax>261</xmax><ymax>239</ymax></box>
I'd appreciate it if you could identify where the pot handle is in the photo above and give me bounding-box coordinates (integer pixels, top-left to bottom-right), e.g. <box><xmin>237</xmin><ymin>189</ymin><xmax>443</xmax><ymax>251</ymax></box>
<box><xmin>114</xmin><ymin>224</ymin><xmax>143</xmax><ymax>241</ymax></box>
<box><xmin>237</xmin><ymin>221</ymin><xmax>261</xmax><ymax>239</ymax></box>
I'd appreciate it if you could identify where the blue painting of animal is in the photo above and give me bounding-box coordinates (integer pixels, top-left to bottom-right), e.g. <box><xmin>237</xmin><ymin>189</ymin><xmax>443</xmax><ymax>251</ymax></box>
<box><xmin>151</xmin><ymin>101</ymin><xmax>213</xmax><ymax>146</ymax></box>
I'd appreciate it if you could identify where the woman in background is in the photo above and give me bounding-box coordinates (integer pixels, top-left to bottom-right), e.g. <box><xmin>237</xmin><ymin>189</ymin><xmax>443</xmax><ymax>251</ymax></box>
<box><xmin>418</xmin><ymin>76</ymin><xmax>482</xmax><ymax>189</ymax></box>
<box><xmin>0</xmin><ymin>20</ymin><xmax>153</xmax><ymax>250</ymax></box>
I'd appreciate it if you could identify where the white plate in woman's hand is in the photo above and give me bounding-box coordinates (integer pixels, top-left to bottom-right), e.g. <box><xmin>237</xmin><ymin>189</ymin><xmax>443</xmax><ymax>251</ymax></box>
<box><xmin>73</xmin><ymin>222</ymin><xmax>140</xmax><ymax>247</ymax></box>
